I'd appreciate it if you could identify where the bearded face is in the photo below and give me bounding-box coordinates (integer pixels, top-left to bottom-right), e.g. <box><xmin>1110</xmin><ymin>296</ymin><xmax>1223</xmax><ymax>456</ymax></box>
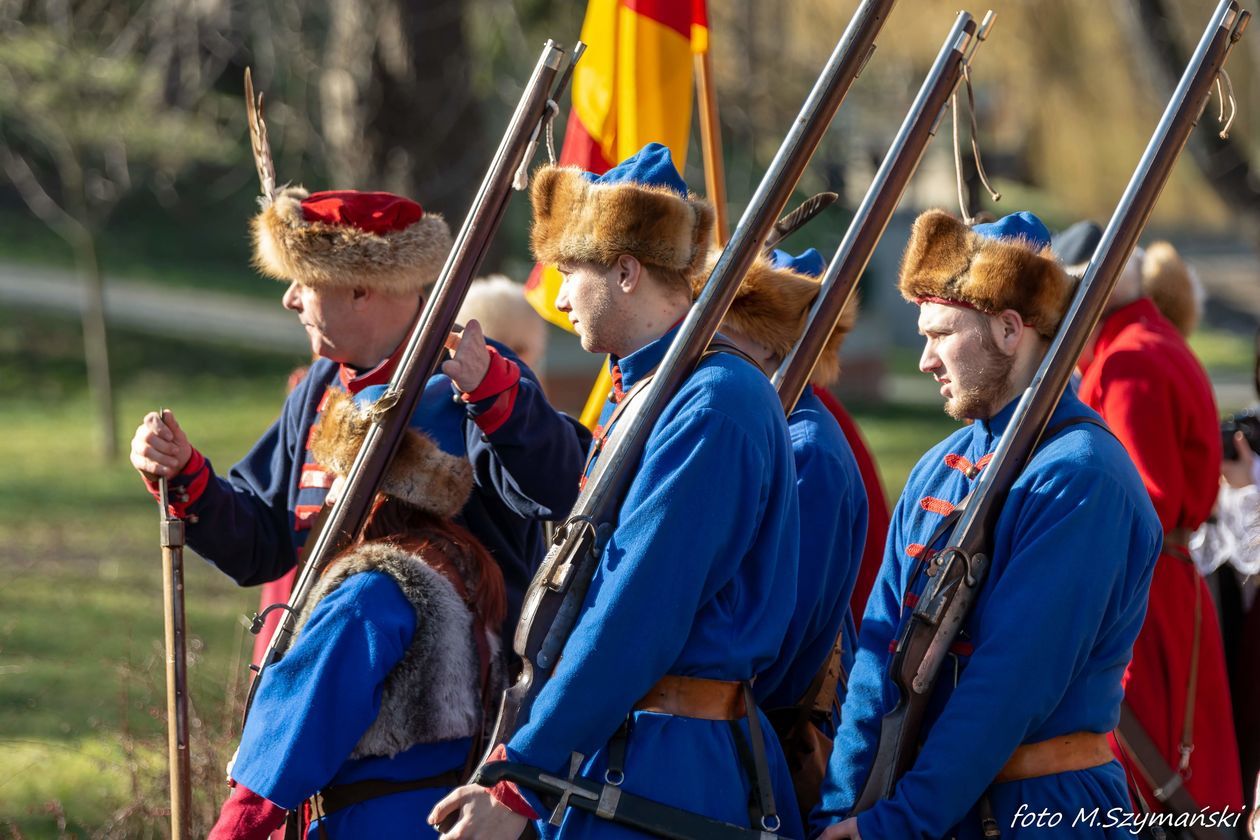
<box><xmin>917</xmin><ymin>303</ymin><xmax>1016</xmax><ymax>421</ymax></box>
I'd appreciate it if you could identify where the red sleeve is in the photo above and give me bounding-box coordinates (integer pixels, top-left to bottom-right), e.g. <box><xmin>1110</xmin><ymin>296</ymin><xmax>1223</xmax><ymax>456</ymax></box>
<box><xmin>208</xmin><ymin>781</ymin><xmax>288</xmax><ymax>840</ymax></box>
<box><xmin>485</xmin><ymin>743</ymin><xmax>541</xmax><ymax>819</ymax></box>
<box><xmin>140</xmin><ymin>448</ymin><xmax>210</xmax><ymax>518</ymax></box>
<box><xmin>1096</xmin><ymin>350</ymin><xmax>1182</xmax><ymax>532</ymax></box>
<box><xmin>462</xmin><ymin>347</ymin><xmax>522</xmax><ymax>436</ymax></box>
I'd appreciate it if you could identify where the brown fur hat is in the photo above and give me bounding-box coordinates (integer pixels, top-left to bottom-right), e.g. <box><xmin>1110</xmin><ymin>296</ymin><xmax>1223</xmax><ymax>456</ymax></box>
<box><xmin>528</xmin><ymin>166</ymin><xmax>714</xmax><ymax>276</ymax></box>
<box><xmin>310</xmin><ymin>390</ymin><xmax>472</xmax><ymax>518</ymax></box>
<box><xmin>692</xmin><ymin>251</ymin><xmax>855</xmax><ymax>386</ymax></box>
<box><xmin>898</xmin><ymin>209</ymin><xmax>1073</xmax><ymax>337</ymax></box>
<box><xmin>252</xmin><ymin>186</ymin><xmax>452</xmax><ymax>294</ymax></box>
<box><xmin>1142</xmin><ymin>241</ymin><xmax>1200</xmax><ymax>337</ymax></box>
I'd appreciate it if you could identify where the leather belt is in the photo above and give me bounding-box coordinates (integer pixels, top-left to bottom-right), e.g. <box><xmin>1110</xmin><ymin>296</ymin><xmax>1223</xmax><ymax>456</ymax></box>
<box><xmin>995</xmin><ymin>731</ymin><xmax>1113</xmax><ymax>783</ymax></box>
<box><xmin>633</xmin><ymin>675</ymin><xmax>746</xmax><ymax>720</ymax></box>
<box><xmin>1162</xmin><ymin>527</ymin><xmax>1193</xmax><ymax>559</ymax></box>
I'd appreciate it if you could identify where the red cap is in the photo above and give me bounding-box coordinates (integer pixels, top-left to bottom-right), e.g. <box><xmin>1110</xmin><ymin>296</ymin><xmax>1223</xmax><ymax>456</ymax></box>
<box><xmin>300</xmin><ymin>190</ymin><xmax>424</xmax><ymax>235</ymax></box>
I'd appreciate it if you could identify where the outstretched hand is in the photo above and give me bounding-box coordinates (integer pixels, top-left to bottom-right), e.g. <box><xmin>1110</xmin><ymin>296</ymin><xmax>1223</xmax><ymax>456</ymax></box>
<box><xmin>443</xmin><ymin>319</ymin><xmax>492</xmax><ymax>395</ymax></box>
<box><xmin>130</xmin><ymin>409</ymin><xmax>193</xmax><ymax>479</ymax></box>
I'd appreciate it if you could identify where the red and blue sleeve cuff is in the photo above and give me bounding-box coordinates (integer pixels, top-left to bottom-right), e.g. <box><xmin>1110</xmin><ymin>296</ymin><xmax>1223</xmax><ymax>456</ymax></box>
<box><xmin>142</xmin><ymin>447</ymin><xmax>209</xmax><ymax>518</ymax></box>
<box><xmin>486</xmin><ymin>743</ymin><xmax>542</xmax><ymax>820</ymax></box>
<box><xmin>462</xmin><ymin>347</ymin><xmax>521</xmax><ymax>436</ymax></box>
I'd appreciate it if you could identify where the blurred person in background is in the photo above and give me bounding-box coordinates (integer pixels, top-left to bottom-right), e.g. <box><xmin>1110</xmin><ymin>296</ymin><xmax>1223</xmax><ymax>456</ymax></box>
<box><xmin>1193</xmin><ymin>328</ymin><xmax>1260</xmax><ymax>814</ymax></box>
<box><xmin>1056</xmin><ymin>221</ymin><xmax>1244</xmax><ymax>815</ymax></box>
<box><xmin>458</xmin><ymin>274</ymin><xmax>550</xmax><ymax>377</ymax></box>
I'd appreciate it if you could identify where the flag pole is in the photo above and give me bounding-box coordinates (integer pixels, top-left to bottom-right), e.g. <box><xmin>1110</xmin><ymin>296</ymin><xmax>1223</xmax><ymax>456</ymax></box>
<box><xmin>695</xmin><ymin>45</ymin><xmax>729</xmax><ymax>245</ymax></box>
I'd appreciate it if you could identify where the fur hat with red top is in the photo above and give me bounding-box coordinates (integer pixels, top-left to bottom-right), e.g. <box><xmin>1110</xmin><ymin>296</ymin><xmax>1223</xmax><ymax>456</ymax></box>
<box><xmin>898</xmin><ymin>209</ymin><xmax>1073</xmax><ymax>338</ymax></box>
<box><xmin>244</xmin><ymin>70</ymin><xmax>451</xmax><ymax>294</ymax></box>
<box><xmin>692</xmin><ymin>247</ymin><xmax>856</xmax><ymax>386</ymax></box>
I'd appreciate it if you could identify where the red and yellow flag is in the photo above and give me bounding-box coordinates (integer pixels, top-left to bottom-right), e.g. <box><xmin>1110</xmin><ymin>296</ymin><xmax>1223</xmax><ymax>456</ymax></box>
<box><xmin>525</xmin><ymin>0</ymin><xmax>710</xmax><ymax>426</ymax></box>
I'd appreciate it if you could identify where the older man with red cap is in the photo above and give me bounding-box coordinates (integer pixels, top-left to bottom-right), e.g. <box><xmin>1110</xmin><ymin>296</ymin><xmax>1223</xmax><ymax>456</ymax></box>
<box><xmin>128</xmin><ymin>181</ymin><xmax>588</xmax><ymax>656</ymax></box>
<box><xmin>815</xmin><ymin>210</ymin><xmax>1162</xmax><ymax>840</ymax></box>
<box><xmin>1056</xmin><ymin>221</ymin><xmax>1245</xmax><ymax>816</ymax></box>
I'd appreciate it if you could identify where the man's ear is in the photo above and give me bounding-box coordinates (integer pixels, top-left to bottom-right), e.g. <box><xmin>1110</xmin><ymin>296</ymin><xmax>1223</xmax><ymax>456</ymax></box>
<box><xmin>350</xmin><ymin>285</ymin><xmax>371</xmax><ymax>308</ymax></box>
<box><xmin>993</xmin><ymin>309</ymin><xmax>1026</xmax><ymax>355</ymax></box>
<box><xmin>615</xmin><ymin>254</ymin><xmax>642</xmax><ymax>294</ymax></box>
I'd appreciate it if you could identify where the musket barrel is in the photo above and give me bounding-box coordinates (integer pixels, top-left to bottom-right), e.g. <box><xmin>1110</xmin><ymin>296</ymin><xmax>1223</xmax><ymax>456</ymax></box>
<box><xmin>772</xmin><ymin>11</ymin><xmax>990</xmax><ymax>411</ymax></box>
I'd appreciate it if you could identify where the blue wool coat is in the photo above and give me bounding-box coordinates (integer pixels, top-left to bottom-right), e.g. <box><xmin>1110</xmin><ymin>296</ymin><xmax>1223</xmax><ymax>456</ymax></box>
<box><xmin>813</xmin><ymin>388</ymin><xmax>1161</xmax><ymax>839</ymax></box>
<box><xmin>505</xmin><ymin>327</ymin><xmax>805</xmax><ymax>839</ymax></box>
<box><xmin>160</xmin><ymin>341</ymin><xmax>587</xmax><ymax>634</ymax></box>
<box><xmin>756</xmin><ymin>388</ymin><xmax>868</xmax><ymax>730</ymax></box>
<box><xmin>232</xmin><ymin>570</ymin><xmax>465</xmax><ymax>839</ymax></box>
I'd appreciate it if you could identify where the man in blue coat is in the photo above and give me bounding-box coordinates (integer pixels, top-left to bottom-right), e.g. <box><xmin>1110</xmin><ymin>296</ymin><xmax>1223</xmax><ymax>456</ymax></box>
<box><xmin>128</xmin><ymin>186</ymin><xmax>588</xmax><ymax>644</ymax></box>
<box><xmin>814</xmin><ymin>210</ymin><xmax>1162</xmax><ymax>839</ymax></box>
<box><xmin>430</xmin><ymin>143</ymin><xmax>805</xmax><ymax>839</ymax></box>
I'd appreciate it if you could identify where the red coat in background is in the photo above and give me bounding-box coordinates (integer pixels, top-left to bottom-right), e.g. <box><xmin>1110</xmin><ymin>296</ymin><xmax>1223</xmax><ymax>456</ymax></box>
<box><xmin>1079</xmin><ymin>297</ymin><xmax>1243</xmax><ymax>811</ymax></box>
<box><xmin>812</xmin><ymin>387</ymin><xmax>891</xmax><ymax>629</ymax></box>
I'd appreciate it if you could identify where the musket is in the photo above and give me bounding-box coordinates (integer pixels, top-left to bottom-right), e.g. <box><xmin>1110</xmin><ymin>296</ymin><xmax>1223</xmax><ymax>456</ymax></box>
<box><xmin>157</xmin><ymin>459</ymin><xmax>191</xmax><ymax>840</ymax></box>
<box><xmin>772</xmin><ymin>11</ymin><xmax>995</xmax><ymax>412</ymax></box>
<box><xmin>855</xmin><ymin>0</ymin><xmax>1250</xmax><ymax>810</ymax></box>
<box><xmin>489</xmin><ymin>0</ymin><xmax>900</xmax><ymax>753</ymax></box>
<box><xmin>242</xmin><ymin>39</ymin><xmax>582</xmax><ymax>723</ymax></box>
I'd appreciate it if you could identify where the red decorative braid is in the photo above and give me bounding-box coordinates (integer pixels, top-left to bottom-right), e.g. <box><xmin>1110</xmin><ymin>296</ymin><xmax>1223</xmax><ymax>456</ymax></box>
<box><xmin>919</xmin><ymin>496</ymin><xmax>956</xmax><ymax>516</ymax></box>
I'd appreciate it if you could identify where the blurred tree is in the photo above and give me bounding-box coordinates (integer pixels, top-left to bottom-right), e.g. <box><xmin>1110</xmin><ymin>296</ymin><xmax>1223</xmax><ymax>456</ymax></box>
<box><xmin>0</xmin><ymin>4</ymin><xmax>237</xmax><ymax>459</ymax></box>
<box><xmin>320</xmin><ymin>0</ymin><xmax>484</xmax><ymax>215</ymax></box>
<box><xmin>1113</xmin><ymin>0</ymin><xmax>1260</xmax><ymax>246</ymax></box>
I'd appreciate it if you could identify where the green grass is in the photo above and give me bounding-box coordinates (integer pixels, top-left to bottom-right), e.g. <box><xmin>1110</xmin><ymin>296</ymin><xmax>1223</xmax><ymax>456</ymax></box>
<box><xmin>1190</xmin><ymin>327</ymin><xmax>1257</xmax><ymax>379</ymax></box>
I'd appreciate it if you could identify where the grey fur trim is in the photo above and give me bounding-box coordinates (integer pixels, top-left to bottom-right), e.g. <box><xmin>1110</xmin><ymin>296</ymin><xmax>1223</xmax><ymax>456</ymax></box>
<box><xmin>294</xmin><ymin>541</ymin><xmax>501</xmax><ymax>758</ymax></box>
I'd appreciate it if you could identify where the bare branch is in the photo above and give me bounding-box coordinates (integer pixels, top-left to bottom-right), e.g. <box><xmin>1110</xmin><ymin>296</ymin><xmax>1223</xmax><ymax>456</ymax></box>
<box><xmin>0</xmin><ymin>143</ymin><xmax>79</xmax><ymax>238</ymax></box>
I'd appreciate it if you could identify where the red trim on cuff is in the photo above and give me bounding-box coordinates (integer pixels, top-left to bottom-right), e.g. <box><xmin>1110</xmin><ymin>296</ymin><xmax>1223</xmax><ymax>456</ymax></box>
<box><xmin>143</xmin><ymin>448</ymin><xmax>208</xmax><ymax>517</ymax></box>
<box><xmin>473</xmin><ymin>386</ymin><xmax>519</xmax><ymax>435</ymax></box>
<box><xmin>463</xmin><ymin>348</ymin><xmax>521</xmax><ymax>403</ymax></box>
<box><xmin>486</xmin><ymin>744</ymin><xmax>540</xmax><ymax>820</ymax></box>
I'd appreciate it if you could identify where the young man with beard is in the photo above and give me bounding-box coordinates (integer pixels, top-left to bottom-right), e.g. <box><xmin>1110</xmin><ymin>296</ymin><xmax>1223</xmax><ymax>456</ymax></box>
<box><xmin>129</xmin><ymin>188</ymin><xmax>588</xmax><ymax>646</ymax></box>
<box><xmin>1056</xmin><ymin>222</ymin><xmax>1244</xmax><ymax>814</ymax></box>
<box><xmin>814</xmin><ymin>211</ymin><xmax>1162</xmax><ymax>840</ymax></box>
<box><xmin>430</xmin><ymin>143</ymin><xmax>804</xmax><ymax>839</ymax></box>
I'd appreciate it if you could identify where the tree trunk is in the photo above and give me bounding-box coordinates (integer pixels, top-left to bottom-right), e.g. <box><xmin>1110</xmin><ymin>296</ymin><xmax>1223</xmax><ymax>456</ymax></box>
<box><xmin>321</xmin><ymin>0</ymin><xmax>483</xmax><ymax>216</ymax></box>
<box><xmin>72</xmin><ymin>231</ymin><xmax>118</xmax><ymax>461</ymax></box>
<box><xmin>1113</xmin><ymin>0</ymin><xmax>1260</xmax><ymax>247</ymax></box>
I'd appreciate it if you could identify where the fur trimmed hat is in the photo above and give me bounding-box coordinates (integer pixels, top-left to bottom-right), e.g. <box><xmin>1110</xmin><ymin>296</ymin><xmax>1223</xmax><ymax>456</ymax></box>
<box><xmin>529</xmin><ymin>143</ymin><xmax>714</xmax><ymax>278</ymax></box>
<box><xmin>309</xmin><ymin>387</ymin><xmax>472</xmax><ymax>518</ymax></box>
<box><xmin>898</xmin><ymin>210</ymin><xmax>1073</xmax><ymax>338</ymax></box>
<box><xmin>694</xmin><ymin>247</ymin><xmax>855</xmax><ymax>386</ymax></box>
<box><xmin>252</xmin><ymin>187</ymin><xmax>452</xmax><ymax>294</ymax></box>
<box><xmin>1142</xmin><ymin>241</ymin><xmax>1201</xmax><ymax>337</ymax></box>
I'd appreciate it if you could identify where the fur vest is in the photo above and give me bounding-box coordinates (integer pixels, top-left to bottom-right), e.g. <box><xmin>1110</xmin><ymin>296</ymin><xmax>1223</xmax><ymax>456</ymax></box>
<box><xmin>293</xmin><ymin>539</ymin><xmax>504</xmax><ymax>759</ymax></box>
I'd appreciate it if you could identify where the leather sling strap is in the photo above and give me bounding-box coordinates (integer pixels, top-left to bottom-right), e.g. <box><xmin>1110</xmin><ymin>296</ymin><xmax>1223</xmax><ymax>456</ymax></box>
<box><xmin>1114</xmin><ymin>704</ymin><xmax>1226</xmax><ymax>840</ymax></box>
<box><xmin>581</xmin><ymin>337</ymin><xmax>764</xmax><ymax>479</ymax></box>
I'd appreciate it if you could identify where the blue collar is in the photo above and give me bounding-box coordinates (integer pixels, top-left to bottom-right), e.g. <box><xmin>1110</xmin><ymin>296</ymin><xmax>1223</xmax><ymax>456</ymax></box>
<box><xmin>975</xmin><ymin>381</ymin><xmax>1086</xmax><ymax>443</ymax></box>
<box><xmin>610</xmin><ymin>323</ymin><xmax>684</xmax><ymax>390</ymax></box>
